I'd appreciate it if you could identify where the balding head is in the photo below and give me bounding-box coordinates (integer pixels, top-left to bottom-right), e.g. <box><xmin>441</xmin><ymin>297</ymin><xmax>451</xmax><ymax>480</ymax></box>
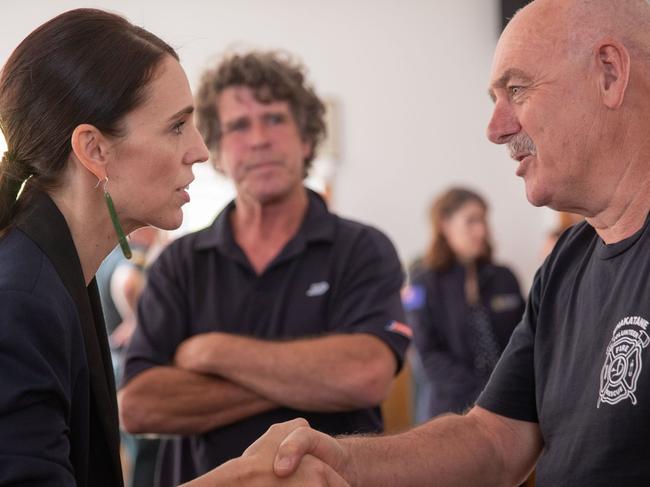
<box><xmin>487</xmin><ymin>0</ymin><xmax>650</xmax><ymax>215</ymax></box>
<box><xmin>513</xmin><ymin>0</ymin><xmax>650</xmax><ymax>60</ymax></box>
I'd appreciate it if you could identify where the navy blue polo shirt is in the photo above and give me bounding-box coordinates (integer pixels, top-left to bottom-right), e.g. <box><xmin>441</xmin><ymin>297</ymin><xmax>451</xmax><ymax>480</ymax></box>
<box><xmin>122</xmin><ymin>189</ymin><xmax>409</xmax><ymax>485</ymax></box>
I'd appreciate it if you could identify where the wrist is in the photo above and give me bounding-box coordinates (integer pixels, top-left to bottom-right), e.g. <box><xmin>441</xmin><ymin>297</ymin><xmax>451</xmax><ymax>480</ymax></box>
<box><xmin>338</xmin><ymin>437</ymin><xmax>361</xmax><ymax>487</ymax></box>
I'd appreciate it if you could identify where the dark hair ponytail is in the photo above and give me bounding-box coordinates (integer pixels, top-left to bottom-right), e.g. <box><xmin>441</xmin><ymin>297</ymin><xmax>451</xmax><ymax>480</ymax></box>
<box><xmin>0</xmin><ymin>8</ymin><xmax>178</xmax><ymax>232</ymax></box>
<box><xmin>0</xmin><ymin>151</ymin><xmax>31</xmax><ymax>230</ymax></box>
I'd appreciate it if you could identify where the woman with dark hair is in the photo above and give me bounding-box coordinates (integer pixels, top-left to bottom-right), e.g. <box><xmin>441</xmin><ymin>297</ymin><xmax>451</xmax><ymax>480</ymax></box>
<box><xmin>405</xmin><ymin>187</ymin><xmax>525</xmax><ymax>420</ymax></box>
<box><xmin>0</xmin><ymin>10</ymin><xmax>350</xmax><ymax>487</ymax></box>
<box><xmin>0</xmin><ymin>8</ymin><xmax>211</xmax><ymax>486</ymax></box>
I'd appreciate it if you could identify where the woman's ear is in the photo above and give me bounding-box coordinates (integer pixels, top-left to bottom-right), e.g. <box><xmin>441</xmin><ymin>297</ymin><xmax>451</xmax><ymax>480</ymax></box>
<box><xmin>70</xmin><ymin>124</ymin><xmax>110</xmax><ymax>181</ymax></box>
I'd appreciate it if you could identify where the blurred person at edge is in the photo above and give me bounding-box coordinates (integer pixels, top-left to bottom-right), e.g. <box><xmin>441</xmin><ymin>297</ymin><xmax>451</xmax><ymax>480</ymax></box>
<box><xmin>404</xmin><ymin>188</ymin><xmax>524</xmax><ymax>422</ymax></box>
<box><xmin>97</xmin><ymin>225</ymin><xmax>166</xmax><ymax>487</ymax></box>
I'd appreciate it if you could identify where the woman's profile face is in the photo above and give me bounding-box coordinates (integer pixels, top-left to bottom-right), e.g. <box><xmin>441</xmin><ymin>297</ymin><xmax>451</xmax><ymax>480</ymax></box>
<box><xmin>107</xmin><ymin>56</ymin><xmax>209</xmax><ymax>232</ymax></box>
<box><xmin>442</xmin><ymin>200</ymin><xmax>488</xmax><ymax>263</ymax></box>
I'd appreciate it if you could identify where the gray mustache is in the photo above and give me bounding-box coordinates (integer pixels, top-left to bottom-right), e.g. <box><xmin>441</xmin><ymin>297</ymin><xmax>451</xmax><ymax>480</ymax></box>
<box><xmin>508</xmin><ymin>133</ymin><xmax>537</xmax><ymax>158</ymax></box>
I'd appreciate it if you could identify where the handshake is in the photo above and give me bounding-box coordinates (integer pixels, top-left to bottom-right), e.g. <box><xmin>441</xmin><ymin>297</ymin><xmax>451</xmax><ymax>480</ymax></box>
<box><xmin>184</xmin><ymin>418</ymin><xmax>355</xmax><ymax>487</ymax></box>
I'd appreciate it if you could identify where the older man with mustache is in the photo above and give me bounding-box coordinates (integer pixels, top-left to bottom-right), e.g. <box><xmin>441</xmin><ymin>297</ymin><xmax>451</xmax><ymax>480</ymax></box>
<box><xmin>235</xmin><ymin>0</ymin><xmax>650</xmax><ymax>486</ymax></box>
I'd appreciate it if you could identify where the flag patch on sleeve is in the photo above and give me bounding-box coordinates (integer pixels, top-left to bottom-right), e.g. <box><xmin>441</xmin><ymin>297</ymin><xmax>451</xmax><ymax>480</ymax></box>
<box><xmin>385</xmin><ymin>320</ymin><xmax>413</xmax><ymax>339</ymax></box>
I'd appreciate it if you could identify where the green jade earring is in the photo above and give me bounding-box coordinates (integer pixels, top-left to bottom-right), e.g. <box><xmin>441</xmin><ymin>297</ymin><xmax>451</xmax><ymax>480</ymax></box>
<box><xmin>99</xmin><ymin>177</ymin><xmax>132</xmax><ymax>259</ymax></box>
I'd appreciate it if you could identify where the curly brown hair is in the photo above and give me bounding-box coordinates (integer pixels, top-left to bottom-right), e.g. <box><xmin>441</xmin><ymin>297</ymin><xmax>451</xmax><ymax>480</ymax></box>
<box><xmin>195</xmin><ymin>50</ymin><xmax>326</xmax><ymax>176</ymax></box>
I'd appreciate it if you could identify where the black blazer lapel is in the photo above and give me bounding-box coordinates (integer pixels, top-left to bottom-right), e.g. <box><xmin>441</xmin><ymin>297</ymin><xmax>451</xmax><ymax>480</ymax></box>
<box><xmin>15</xmin><ymin>191</ymin><xmax>122</xmax><ymax>483</ymax></box>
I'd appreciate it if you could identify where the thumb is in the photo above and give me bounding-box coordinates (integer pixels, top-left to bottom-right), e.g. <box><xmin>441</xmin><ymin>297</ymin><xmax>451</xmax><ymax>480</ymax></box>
<box><xmin>274</xmin><ymin>427</ymin><xmax>346</xmax><ymax>478</ymax></box>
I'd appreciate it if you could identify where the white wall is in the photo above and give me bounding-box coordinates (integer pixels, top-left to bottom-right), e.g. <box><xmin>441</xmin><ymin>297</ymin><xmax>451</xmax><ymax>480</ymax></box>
<box><xmin>1</xmin><ymin>0</ymin><xmax>555</xmax><ymax>290</ymax></box>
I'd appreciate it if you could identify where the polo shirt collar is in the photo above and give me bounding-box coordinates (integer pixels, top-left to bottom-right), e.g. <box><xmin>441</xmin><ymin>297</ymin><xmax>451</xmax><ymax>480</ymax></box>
<box><xmin>195</xmin><ymin>188</ymin><xmax>336</xmax><ymax>255</ymax></box>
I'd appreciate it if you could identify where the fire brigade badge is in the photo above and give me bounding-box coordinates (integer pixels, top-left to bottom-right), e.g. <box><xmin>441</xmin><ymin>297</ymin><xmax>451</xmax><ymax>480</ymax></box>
<box><xmin>598</xmin><ymin>316</ymin><xmax>650</xmax><ymax>408</ymax></box>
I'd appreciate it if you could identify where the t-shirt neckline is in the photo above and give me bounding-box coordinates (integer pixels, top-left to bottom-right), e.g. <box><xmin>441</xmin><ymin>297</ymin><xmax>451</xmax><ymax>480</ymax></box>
<box><xmin>596</xmin><ymin>211</ymin><xmax>650</xmax><ymax>260</ymax></box>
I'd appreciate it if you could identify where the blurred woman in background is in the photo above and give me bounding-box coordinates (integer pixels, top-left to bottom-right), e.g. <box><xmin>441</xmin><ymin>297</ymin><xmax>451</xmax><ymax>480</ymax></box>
<box><xmin>406</xmin><ymin>187</ymin><xmax>525</xmax><ymax>420</ymax></box>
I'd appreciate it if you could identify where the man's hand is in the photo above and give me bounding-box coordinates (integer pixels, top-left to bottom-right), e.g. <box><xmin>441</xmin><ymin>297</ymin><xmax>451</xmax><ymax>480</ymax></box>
<box><xmin>182</xmin><ymin>419</ymin><xmax>351</xmax><ymax>486</ymax></box>
<box><xmin>109</xmin><ymin>317</ymin><xmax>136</xmax><ymax>348</ymax></box>
<box><xmin>243</xmin><ymin>419</ymin><xmax>350</xmax><ymax>486</ymax></box>
<box><xmin>272</xmin><ymin>422</ymin><xmax>355</xmax><ymax>485</ymax></box>
<box><xmin>243</xmin><ymin>418</ymin><xmax>311</xmax><ymax>457</ymax></box>
<box><xmin>174</xmin><ymin>332</ymin><xmax>221</xmax><ymax>373</ymax></box>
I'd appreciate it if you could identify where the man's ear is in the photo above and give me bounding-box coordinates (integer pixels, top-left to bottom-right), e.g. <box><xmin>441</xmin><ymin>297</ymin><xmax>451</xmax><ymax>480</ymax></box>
<box><xmin>595</xmin><ymin>38</ymin><xmax>630</xmax><ymax>109</ymax></box>
<box><xmin>70</xmin><ymin>124</ymin><xmax>110</xmax><ymax>181</ymax></box>
<box><xmin>302</xmin><ymin>139</ymin><xmax>314</xmax><ymax>162</ymax></box>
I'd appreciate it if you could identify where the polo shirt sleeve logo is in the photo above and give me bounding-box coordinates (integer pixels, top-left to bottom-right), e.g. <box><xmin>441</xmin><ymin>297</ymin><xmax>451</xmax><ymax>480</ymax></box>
<box><xmin>306</xmin><ymin>281</ymin><xmax>330</xmax><ymax>297</ymax></box>
<box><xmin>598</xmin><ymin>315</ymin><xmax>650</xmax><ymax>408</ymax></box>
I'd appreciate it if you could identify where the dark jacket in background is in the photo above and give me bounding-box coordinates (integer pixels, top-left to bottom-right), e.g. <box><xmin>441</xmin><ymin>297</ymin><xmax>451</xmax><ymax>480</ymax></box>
<box><xmin>405</xmin><ymin>262</ymin><xmax>525</xmax><ymax>418</ymax></box>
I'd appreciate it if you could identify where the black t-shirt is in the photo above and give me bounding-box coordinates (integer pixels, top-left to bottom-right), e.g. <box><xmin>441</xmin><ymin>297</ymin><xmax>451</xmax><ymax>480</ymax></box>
<box><xmin>121</xmin><ymin>190</ymin><xmax>410</xmax><ymax>485</ymax></box>
<box><xmin>478</xmin><ymin>215</ymin><xmax>650</xmax><ymax>486</ymax></box>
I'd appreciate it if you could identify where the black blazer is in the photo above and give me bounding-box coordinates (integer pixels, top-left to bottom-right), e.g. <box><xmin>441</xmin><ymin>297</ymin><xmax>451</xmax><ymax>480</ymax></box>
<box><xmin>0</xmin><ymin>191</ymin><xmax>123</xmax><ymax>486</ymax></box>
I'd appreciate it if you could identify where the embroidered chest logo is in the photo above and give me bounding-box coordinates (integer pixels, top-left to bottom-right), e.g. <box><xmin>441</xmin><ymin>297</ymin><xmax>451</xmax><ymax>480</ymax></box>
<box><xmin>306</xmin><ymin>281</ymin><xmax>330</xmax><ymax>297</ymax></box>
<box><xmin>598</xmin><ymin>316</ymin><xmax>650</xmax><ymax>408</ymax></box>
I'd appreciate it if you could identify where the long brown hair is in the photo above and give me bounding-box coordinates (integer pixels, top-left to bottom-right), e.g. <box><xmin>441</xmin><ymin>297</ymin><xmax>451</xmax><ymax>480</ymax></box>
<box><xmin>423</xmin><ymin>187</ymin><xmax>493</xmax><ymax>271</ymax></box>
